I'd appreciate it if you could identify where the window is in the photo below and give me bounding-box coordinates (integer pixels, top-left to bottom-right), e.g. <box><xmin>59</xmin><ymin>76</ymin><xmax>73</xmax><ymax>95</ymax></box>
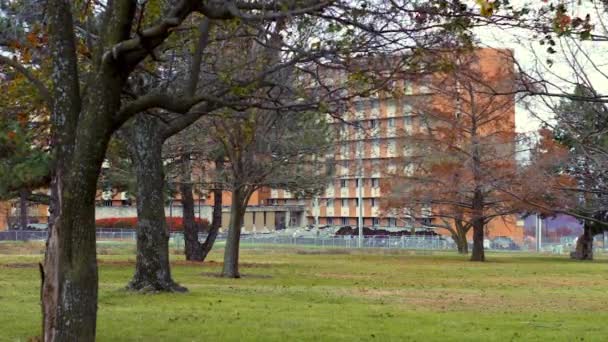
<box><xmin>372</xmin><ymin>217</ymin><xmax>379</xmax><ymax>226</ymax></box>
<box><xmin>342</xmin><ymin>217</ymin><xmax>348</xmax><ymax>226</ymax></box>
<box><xmin>354</xmin><ymin>101</ymin><xmax>366</xmax><ymax>113</ymax></box>
<box><xmin>263</xmin><ymin>211</ymin><xmax>267</xmax><ymax>225</ymax></box>
<box><xmin>355</xmin><ymin>198</ymin><xmax>360</xmax><ymax>207</ymax></box>
<box><xmin>404</xmin><ymin>116</ymin><xmax>412</xmax><ymax>128</ymax></box>
<box><xmin>369</xmin><ymin>119</ymin><xmax>378</xmax><ymax>129</ymax></box>
<box><xmin>385</xmin><ymin>99</ymin><xmax>397</xmax><ymax>117</ymax></box>
<box><xmin>403</xmin><ymin>103</ymin><xmax>412</xmax><ymax>116</ymax></box>
<box><xmin>404</xmin><ymin>81</ymin><xmax>413</xmax><ymax>95</ymax></box>
<box><xmin>341</xmin><ymin>198</ymin><xmax>348</xmax><ymax>207</ymax></box>
<box><xmin>388</xmin><ymin>218</ymin><xmax>396</xmax><ymax>227</ymax></box>
<box><xmin>371</xmin><ymin>178</ymin><xmax>379</xmax><ymax>188</ymax></box>
<box><xmin>388</xmin><ymin>117</ymin><xmax>395</xmax><ymax>127</ymax></box>
<box><xmin>341</xmin><ymin>144</ymin><xmax>349</xmax><ymax>157</ymax></box>
<box><xmin>341</xmin><ymin>179</ymin><xmax>348</xmax><ymax>188</ymax></box>
<box><xmin>327</xmin><ymin>199</ymin><xmax>334</xmax><ymax>207</ymax></box>
<box><xmin>388</xmin><ymin>140</ymin><xmax>396</xmax><ymax>156</ymax></box>
<box><xmin>404</xmin><ymin>164</ymin><xmax>414</xmax><ymax>176</ymax></box>
<box><xmin>370</xmin><ymin>101</ymin><xmax>380</xmax><ymax>114</ymax></box>
<box><xmin>327</xmin><ymin>217</ymin><xmax>334</xmax><ymax>225</ymax></box>
<box><xmin>252</xmin><ymin>212</ymin><xmax>256</xmax><ymax>225</ymax></box>
<box><xmin>371</xmin><ymin>198</ymin><xmax>377</xmax><ymax>207</ymax></box>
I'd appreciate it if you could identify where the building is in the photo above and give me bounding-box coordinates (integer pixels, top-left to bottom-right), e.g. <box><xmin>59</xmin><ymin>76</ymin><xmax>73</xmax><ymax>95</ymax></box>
<box><xmin>0</xmin><ymin>48</ymin><xmax>524</xmax><ymax>242</ymax></box>
<box><xmin>264</xmin><ymin>48</ymin><xmax>524</xmax><ymax>241</ymax></box>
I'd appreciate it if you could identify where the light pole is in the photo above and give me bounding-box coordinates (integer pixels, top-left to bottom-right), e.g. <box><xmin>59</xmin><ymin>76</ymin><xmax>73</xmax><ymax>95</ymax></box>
<box><xmin>357</xmin><ymin>139</ymin><xmax>363</xmax><ymax>248</ymax></box>
<box><xmin>535</xmin><ymin>214</ymin><xmax>543</xmax><ymax>252</ymax></box>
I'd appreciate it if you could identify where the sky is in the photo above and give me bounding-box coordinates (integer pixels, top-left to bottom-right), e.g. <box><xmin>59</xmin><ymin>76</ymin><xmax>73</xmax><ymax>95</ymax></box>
<box><xmin>473</xmin><ymin>2</ymin><xmax>608</xmax><ymax>134</ymax></box>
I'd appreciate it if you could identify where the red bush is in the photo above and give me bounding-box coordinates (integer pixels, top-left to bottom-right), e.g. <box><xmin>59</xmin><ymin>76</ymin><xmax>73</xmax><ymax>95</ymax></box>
<box><xmin>95</xmin><ymin>217</ymin><xmax>209</xmax><ymax>231</ymax></box>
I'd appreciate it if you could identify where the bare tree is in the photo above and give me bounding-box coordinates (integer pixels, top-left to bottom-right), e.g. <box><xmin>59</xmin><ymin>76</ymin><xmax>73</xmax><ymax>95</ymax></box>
<box><xmin>384</xmin><ymin>50</ymin><xmax>521</xmax><ymax>261</ymax></box>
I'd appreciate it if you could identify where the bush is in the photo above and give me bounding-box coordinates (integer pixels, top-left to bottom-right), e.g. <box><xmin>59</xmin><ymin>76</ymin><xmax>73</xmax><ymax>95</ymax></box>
<box><xmin>95</xmin><ymin>217</ymin><xmax>209</xmax><ymax>231</ymax></box>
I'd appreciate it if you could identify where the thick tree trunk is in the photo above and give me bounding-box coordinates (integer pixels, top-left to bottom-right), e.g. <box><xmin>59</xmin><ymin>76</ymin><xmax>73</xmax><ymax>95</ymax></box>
<box><xmin>470</xmin><ymin>190</ymin><xmax>485</xmax><ymax>262</ymax></box>
<box><xmin>181</xmin><ymin>154</ymin><xmax>203</xmax><ymax>261</ymax></box>
<box><xmin>222</xmin><ymin>188</ymin><xmax>247</xmax><ymax>278</ymax></box>
<box><xmin>571</xmin><ymin>224</ymin><xmax>594</xmax><ymax>260</ymax></box>
<box><xmin>470</xmin><ymin>221</ymin><xmax>484</xmax><ymax>261</ymax></box>
<box><xmin>200</xmin><ymin>187</ymin><xmax>223</xmax><ymax>262</ymax></box>
<box><xmin>454</xmin><ymin>233</ymin><xmax>468</xmax><ymax>254</ymax></box>
<box><xmin>42</xmin><ymin>109</ymin><xmax>113</xmax><ymax>341</ymax></box>
<box><xmin>127</xmin><ymin>115</ymin><xmax>185</xmax><ymax>292</ymax></box>
<box><xmin>19</xmin><ymin>189</ymin><xmax>28</xmax><ymax>230</ymax></box>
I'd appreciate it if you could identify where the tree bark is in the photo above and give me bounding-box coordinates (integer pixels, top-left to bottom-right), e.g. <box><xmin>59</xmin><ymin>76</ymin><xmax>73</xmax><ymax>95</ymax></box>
<box><xmin>454</xmin><ymin>233</ymin><xmax>468</xmax><ymax>254</ymax></box>
<box><xmin>570</xmin><ymin>223</ymin><xmax>594</xmax><ymax>260</ymax></box>
<box><xmin>201</xmin><ymin>186</ymin><xmax>223</xmax><ymax>262</ymax></box>
<box><xmin>42</xmin><ymin>95</ymin><xmax>115</xmax><ymax>341</ymax></box>
<box><xmin>127</xmin><ymin>114</ymin><xmax>185</xmax><ymax>292</ymax></box>
<box><xmin>470</xmin><ymin>190</ymin><xmax>485</xmax><ymax>261</ymax></box>
<box><xmin>181</xmin><ymin>154</ymin><xmax>203</xmax><ymax>261</ymax></box>
<box><xmin>222</xmin><ymin>187</ymin><xmax>247</xmax><ymax>278</ymax></box>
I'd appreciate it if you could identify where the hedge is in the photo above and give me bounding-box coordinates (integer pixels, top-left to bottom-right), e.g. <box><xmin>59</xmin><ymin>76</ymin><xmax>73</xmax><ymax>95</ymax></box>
<box><xmin>95</xmin><ymin>217</ymin><xmax>210</xmax><ymax>231</ymax></box>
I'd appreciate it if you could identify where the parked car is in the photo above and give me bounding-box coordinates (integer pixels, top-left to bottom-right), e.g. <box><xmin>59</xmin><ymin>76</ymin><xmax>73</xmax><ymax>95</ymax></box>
<box><xmin>490</xmin><ymin>236</ymin><xmax>520</xmax><ymax>250</ymax></box>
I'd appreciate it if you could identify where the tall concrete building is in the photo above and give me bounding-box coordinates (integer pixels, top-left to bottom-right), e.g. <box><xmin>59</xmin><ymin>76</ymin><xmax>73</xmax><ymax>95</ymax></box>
<box><xmin>264</xmin><ymin>48</ymin><xmax>523</xmax><ymax>240</ymax></box>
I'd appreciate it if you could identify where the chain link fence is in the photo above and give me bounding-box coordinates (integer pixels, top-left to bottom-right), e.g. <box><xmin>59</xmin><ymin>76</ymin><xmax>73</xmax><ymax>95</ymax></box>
<box><xmin>2</xmin><ymin>229</ymin><xmax>607</xmax><ymax>255</ymax></box>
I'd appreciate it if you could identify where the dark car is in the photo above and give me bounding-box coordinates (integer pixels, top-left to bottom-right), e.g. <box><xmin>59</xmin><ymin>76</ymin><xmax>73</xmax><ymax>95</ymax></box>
<box><xmin>490</xmin><ymin>236</ymin><xmax>520</xmax><ymax>250</ymax></box>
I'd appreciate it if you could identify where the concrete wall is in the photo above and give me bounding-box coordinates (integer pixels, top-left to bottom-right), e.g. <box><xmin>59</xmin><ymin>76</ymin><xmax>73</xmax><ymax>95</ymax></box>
<box><xmin>96</xmin><ymin>205</ymin><xmax>296</xmax><ymax>232</ymax></box>
<box><xmin>219</xmin><ymin>210</ymin><xmax>283</xmax><ymax>232</ymax></box>
<box><xmin>95</xmin><ymin>205</ymin><xmax>214</xmax><ymax>221</ymax></box>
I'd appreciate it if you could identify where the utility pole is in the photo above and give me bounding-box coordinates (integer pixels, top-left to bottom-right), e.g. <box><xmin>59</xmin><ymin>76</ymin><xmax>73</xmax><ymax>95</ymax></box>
<box><xmin>357</xmin><ymin>139</ymin><xmax>363</xmax><ymax>248</ymax></box>
<box><xmin>313</xmin><ymin>196</ymin><xmax>319</xmax><ymax>228</ymax></box>
<box><xmin>535</xmin><ymin>214</ymin><xmax>543</xmax><ymax>252</ymax></box>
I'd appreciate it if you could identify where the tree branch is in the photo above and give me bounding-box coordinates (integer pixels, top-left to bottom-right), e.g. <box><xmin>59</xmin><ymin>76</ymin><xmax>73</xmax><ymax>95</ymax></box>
<box><xmin>0</xmin><ymin>56</ymin><xmax>53</xmax><ymax>109</ymax></box>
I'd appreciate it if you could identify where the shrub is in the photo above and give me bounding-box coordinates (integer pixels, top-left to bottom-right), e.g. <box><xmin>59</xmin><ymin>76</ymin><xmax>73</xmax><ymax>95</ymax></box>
<box><xmin>95</xmin><ymin>217</ymin><xmax>209</xmax><ymax>231</ymax></box>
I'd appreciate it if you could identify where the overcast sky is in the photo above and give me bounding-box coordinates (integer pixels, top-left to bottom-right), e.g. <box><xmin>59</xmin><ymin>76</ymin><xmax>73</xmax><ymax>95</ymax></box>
<box><xmin>474</xmin><ymin>3</ymin><xmax>608</xmax><ymax>134</ymax></box>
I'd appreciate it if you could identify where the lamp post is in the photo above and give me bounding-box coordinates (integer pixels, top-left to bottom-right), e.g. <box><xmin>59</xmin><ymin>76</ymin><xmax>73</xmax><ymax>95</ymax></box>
<box><xmin>357</xmin><ymin>139</ymin><xmax>363</xmax><ymax>248</ymax></box>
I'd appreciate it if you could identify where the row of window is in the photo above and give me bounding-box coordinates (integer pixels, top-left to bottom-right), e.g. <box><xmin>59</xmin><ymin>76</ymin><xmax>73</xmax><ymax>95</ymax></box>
<box><xmin>325</xmin><ymin>217</ymin><xmax>398</xmax><ymax>226</ymax></box>
<box><xmin>339</xmin><ymin>116</ymin><xmax>413</xmax><ymax>134</ymax></box>
<box><xmin>352</xmin><ymin>99</ymin><xmax>417</xmax><ymax>115</ymax></box>
<box><xmin>364</xmin><ymin>116</ymin><xmax>413</xmax><ymax>129</ymax></box>
<box><xmin>325</xmin><ymin>198</ymin><xmax>378</xmax><ymax>207</ymax></box>
<box><xmin>336</xmin><ymin>178</ymin><xmax>380</xmax><ymax>188</ymax></box>
<box><xmin>339</xmin><ymin>140</ymin><xmax>413</xmax><ymax>157</ymax></box>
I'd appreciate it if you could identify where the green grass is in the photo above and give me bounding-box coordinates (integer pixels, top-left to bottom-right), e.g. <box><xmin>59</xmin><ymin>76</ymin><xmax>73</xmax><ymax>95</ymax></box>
<box><xmin>1</xmin><ymin>243</ymin><xmax>607</xmax><ymax>341</ymax></box>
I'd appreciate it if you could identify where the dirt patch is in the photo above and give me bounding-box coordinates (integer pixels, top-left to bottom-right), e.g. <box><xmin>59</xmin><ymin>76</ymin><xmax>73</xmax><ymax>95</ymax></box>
<box><xmin>97</xmin><ymin>259</ymin><xmax>277</xmax><ymax>269</ymax></box>
<box><xmin>200</xmin><ymin>272</ymin><xmax>272</xmax><ymax>279</ymax></box>
<box><xmin>344</xmin><ymin>287</ymin><xmax>606</xmax><ymax>313</ymax></box>
<box><xmin>1</xmin><ymin>262</ymin><xmax>38</xmax><ymax>268</ymax></box>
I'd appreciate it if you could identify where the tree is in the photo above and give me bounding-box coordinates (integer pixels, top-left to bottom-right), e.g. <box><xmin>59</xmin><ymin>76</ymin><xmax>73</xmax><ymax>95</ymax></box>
<box><xmin>211</xmin><ymin>107</ymin><xmax>333</xmax><ymax>277</ymax></box>
<box><xmin>384</xmin><ymin>50</ymin><xmax>520</xmax><ymax>261</ymax></box>
<box><xmin>164</xmin><ymin>123</ymin><xmax>226</xmax><ymax>262</ymax></box>
<box><xmin>552</xmin><ymin>85</ymin><xmax>608</xmax><ymax>260</ymax></box>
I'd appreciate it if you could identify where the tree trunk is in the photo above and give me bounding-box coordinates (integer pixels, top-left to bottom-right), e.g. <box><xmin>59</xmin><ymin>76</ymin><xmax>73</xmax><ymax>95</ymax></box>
<box><xmin>570</xmin><ymin>223</ymin><xmax>594</xmax><ymax>260</ymax></box>
<box><xmin>19</xmin><ymin>189</ymin><xmax>28</xmax><ymax>230</ymax></box>
<box><xmin>454</xmin><ymin>233</ymin><xmax>468</xmax><ymax>254</ymax></box>
<box><xmin>470</xmin><ymin>190</ymin><xmax>485</xmax><ymax>261</ymax></box>
<box><xmin>42</xmin><ymin>105</ymin><xmax>113</xmax><ymax>341</ymax></box>
<box><xmin>200</xmin><ymin>187</ymin><xmax>223</xmax><ymax>262</ymax></box>
<box><xmin>181</xmin><ymin>154</ymin><xmax>203</xmax><ymax>261</ymax></box>
<box><xmin>127</xmin><ymin>114</ymin><xmax>185</xmax><ymax>292</ymax></box>
<box><xmin>470</xmin><ymin>220</ymin><xmax>484</xmax><ymax>261</ymax></box>
<box><xmin>222</xmin><ymin>187</ymin><xmax>247</xmax><ymax>278</ymax></box>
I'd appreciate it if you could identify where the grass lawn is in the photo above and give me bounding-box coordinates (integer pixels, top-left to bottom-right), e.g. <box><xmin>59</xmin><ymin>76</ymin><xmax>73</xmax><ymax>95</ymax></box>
<box><xmin>1</xmin><ymin>242</ymin><xmax>607</xmax><ymax>341</ymax></box>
